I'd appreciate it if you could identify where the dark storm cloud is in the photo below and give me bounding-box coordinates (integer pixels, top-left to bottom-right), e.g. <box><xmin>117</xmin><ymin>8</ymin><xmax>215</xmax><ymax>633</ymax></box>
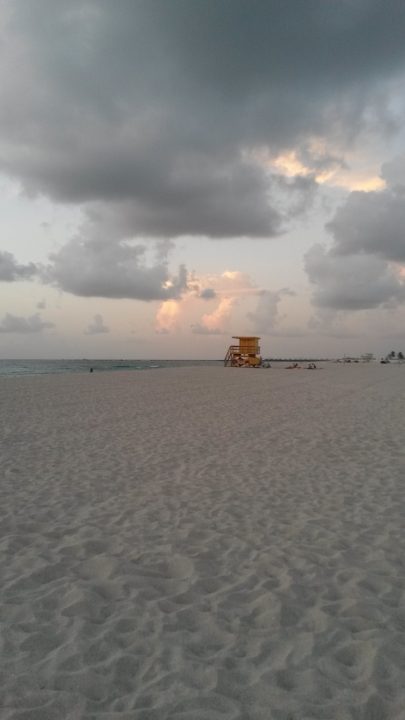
<box><xmin>80</xmin><ymin>160</ymin><xmax>282</xmax><ymax>240</ymax></box>
<box><xmin>305</xmin><ymin>244</ymin><xmax>405</xmax><ymax>310</ymax></box>
<box><xmin>326</xmin><ymin>188</ymin><xmax>405</xmax><ymax>263</ymax></box>
<box><xmin>304</xmin><ymin>161</ymin><xmax>405</xmax><ymax>311</ymax></box>
<box><xmin>43</xmin><ymin>236</ymin><xmax>188</xmax><ymax>300</ymax></box>
<box><xmin>0</xmin><ymin>251</ymin><xmax>37</xmax><ymax>281</ymax></box>
<box><xmin>2</xmin><ymin>1</ymin><xmax>405</xmax><ymax>241</ymax></box>
<box><xmin>0</xmin><ymin>312</ymin><xmax>54</xmax><ymax>333</ymax></box>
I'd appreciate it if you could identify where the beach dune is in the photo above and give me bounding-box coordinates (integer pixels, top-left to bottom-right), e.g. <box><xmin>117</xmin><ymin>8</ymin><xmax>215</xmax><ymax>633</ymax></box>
<box><xmin>1</xmin><ymin>364</ymin><xmax>405</xmax><ymax>719</ymax></box>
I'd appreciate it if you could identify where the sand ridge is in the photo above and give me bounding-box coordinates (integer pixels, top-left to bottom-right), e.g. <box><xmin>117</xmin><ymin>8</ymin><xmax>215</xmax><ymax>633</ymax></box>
<box><xmin>1</xmin><ymin>364</ymin><xmax>405</xmax><ymax>718</ymax></box>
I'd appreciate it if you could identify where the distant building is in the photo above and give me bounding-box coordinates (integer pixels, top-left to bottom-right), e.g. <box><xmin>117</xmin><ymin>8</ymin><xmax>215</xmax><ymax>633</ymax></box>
<box><xmin>360</xmin><ymin>353</ymin><xmax>375</xmax><ymax>362</ymax></box>
<box><xmin>338</xmin><ymin>353</ymin><xmax>375</xmax><ymax>363</ymax></box>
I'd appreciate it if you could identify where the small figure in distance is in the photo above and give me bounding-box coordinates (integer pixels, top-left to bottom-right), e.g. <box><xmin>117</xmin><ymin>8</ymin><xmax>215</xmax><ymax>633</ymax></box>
<box><xmin>89</xmin><ymin>367</ymin><xmax>94</xmax><ymax>373</ymax></box>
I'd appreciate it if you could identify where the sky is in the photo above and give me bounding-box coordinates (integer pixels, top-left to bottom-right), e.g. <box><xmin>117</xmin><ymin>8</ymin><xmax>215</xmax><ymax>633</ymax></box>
<box><xmin>1</xmin><ymin>0</ymin><xmax>405</xmax><ymax>359</ymax></box>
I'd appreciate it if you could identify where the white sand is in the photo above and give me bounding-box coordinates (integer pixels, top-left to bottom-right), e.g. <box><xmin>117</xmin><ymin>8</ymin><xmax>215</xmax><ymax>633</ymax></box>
<box><xmin>1</xmin><ymin>363</ymin><xmax>405</xmax><ymax>719</ymax></box>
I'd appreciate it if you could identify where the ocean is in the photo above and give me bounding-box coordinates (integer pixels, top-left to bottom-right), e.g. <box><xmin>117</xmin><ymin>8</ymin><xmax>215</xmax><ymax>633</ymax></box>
<box><xmin>0</xmin><ymin>358</ymin><xmax>222</xmax><ymax>378</ymax></box>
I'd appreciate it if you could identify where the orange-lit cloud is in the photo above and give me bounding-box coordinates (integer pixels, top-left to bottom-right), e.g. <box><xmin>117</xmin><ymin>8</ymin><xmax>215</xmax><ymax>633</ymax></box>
<box><xmin>342</xmin><ymin>175</ymin><xmax>385</xmax><ymax>192</ymax></box>
<box><xmin>247</xmin><ymin>142</ymin><xmax>386</xmax><ymax>192</ymax></box>
<box><xmin>272</xmin><ymin>151</ymin><xmax>311</xmax><ymax>177</ymax></box>
<box><xmin>271</xmin><ymin>151</ymin><xmax>385</xmax><ymax>191</ymax></box>
<box><xmin>155</xmin><ymin>299</ymin><xmax>180</xmax><ymax>333</ymax></box>
<box><xmin>200</xmin><ymin>297</ymin><xmax>236</xmax><ymax>332</ymax></box>
<box><xmin>193</xmin><ymin>270</ymin><xmax>258</xmax><ymax>297</ymax></box>
<box><xmin>157</xmin><ymin>269</ymin><xmax>263</xmax><ymax>335</ymax></box>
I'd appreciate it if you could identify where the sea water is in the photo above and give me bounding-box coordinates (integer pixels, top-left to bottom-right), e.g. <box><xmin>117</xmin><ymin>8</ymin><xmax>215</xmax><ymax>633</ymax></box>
<box><xmin>0</xmin><ymin>358</ymin><xmax>222</xmax><ymax>378</ymax></box>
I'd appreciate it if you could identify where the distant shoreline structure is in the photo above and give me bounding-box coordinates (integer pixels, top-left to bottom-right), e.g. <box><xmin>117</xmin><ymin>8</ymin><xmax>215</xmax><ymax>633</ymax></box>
<box><xmin>336</xmin><ymin>353</ymin><xmax>376</xmax><ymax>363</ymax></box>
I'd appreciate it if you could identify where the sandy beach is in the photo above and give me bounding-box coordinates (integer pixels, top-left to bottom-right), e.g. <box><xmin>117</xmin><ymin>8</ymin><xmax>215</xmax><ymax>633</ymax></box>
<box><xmin>1</xmin><ymin>363</ymin><xmax>405</xmax><ymax>719</ymax></box>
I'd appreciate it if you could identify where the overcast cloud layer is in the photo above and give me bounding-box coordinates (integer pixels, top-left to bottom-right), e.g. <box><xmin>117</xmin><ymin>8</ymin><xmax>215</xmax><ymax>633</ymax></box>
<box><xmin>2</xmin><ymin>2</ymin><xmax>405</xmax><ymax>220</ymax></box>
<box><xmin>1</xmin><ymin>1</ymin><xmax>405</xmax><ymax>313</ymax></box>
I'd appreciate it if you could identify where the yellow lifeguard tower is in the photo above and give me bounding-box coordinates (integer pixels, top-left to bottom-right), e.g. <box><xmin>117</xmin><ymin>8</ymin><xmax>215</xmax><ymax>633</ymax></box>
<box><xmin>224</xmin><ymin>336</ymin><xmax>262</xmax><ymax>367</ymax></box>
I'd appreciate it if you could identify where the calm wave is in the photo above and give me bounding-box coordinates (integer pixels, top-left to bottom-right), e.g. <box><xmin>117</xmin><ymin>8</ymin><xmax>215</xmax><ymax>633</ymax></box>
<box><xmin>0</xmin><ymin>359</ymin><xmax>222</xmax><ymax>378</ymax></box>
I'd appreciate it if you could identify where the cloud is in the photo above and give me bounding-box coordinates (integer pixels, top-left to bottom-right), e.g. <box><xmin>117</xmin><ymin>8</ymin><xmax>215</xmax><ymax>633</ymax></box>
<box><xmin>192</xmin><ymin>297</ymin><xmax>236</xmax><ymax>335</ymax></box>
<box><xmin>84</xmin><ymin>313</ymin><xmax>109</xmax><ymax>335</ymax></box>
<box><xmin>304</xmin><ymin>154</ymin><xmax>405</xmax><ymax>311</ymax></box>
<box><xmin>3</xmin><ymin>1</ymin><xmax>405</xmax><ymax>314</ymax></box>
<box><xmin>326</xmin><ymin>187</ymin><xmax>405</xmax><ymax>263</ymax></box>
<box><xmin>43</xmin><ymin>235</ymin><xmax>188</xmax><ymax>300</ymax></box>
<box><xmin>0</xmin><ymin>312</ymin><xmax>54</xmax><ymax>333</ymax></box>
<box><xmin>0</xmin><ymin>251</ymin><xmax>37</xmax><ymax>281</ymax></box>
<box><xmin>152</xmin><ymin>268</ymin><xmax>265</xmax><ymax>336</ymax></box>
<box><xmin>305</xmin><ymin>244</ymin><xmax>405</xmax><ymax>310</ymax></box>
<box><xmin>216</xmin><ymin>271</ymin><xmax>258</xmax><ymax>295</ymax></box>
<box><xmin>199</xmin><ymin>288</ymin><xmax>217</xmax><ymax>300</ymax></box>
<box><xmin>155</xmin><ymin>300</ymin><xmax>180</xmax><ymax>334</ymax></box>
<box><xmin>189</xmin><ymin>269</ymin><xmax>265</xmax><ymax>335</ymax></box>
<box><xmin>2</xmin><ymin>0</ymin><xmax>405</xmax><ymax>245</ymax></box>
<box><xmin>307</xmin><ymin>309</ymin><xmax>363</xmax><ymax>339</ymax></box>
<box><xmin>381</xmin><ymin>155</ymin><xmax>405</xmax><ymax>189</ymax></box>
<box><xmin>75</xmin><ymin>165</ymin><xmax>283</xmax><ymax>240</ymax></box>
<box><xmin>189</xmin><ymin>270</ymin><xmax>259</xmax><ymax>301</ymax></box>
<box><xmin>247</xmin><ymin>288</ymin><xmax>296</xmax><ymax>333</ymax></box>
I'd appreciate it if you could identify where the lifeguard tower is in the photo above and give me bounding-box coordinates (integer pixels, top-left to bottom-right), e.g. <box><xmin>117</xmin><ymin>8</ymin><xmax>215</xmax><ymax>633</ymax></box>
<box><xmin>224</xmin><ymin>336</ymin><xmax>262</xmax><ymax>367</ymax></box>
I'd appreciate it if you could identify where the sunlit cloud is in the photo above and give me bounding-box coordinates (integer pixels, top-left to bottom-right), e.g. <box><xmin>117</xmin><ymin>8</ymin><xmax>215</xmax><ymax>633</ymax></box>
<box><xmin>248</xmin><ymin>141</ymin><xmax>386</xmax><ymax>192</ymax></box>
<box><xmin>192</xmin><ymin>270</ymin><xmax>258</xmax><ymax>297</ymax></box>
<box><xmin>271</xmin><ymin>151</ymin><xmax>312</xmax><ymax>178</ymax></box>
<box><xmin>339</xmin><ymin>175</ymin><xmax>385</xmax><ymax>192</ymax></box>
<box><xmin>155</xmin><ymin>299</ymin><xmax>180</xmax><ymax>334</ymax></box>
<box><xmin>200</xmin><ymin>297</ymin><xmax>236</xmax><ymax>332</ymax></box>
<box><xmin>164</xmin><ymin>269</ymin><xmax>267</xmax><ymax>335</ymax></box>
